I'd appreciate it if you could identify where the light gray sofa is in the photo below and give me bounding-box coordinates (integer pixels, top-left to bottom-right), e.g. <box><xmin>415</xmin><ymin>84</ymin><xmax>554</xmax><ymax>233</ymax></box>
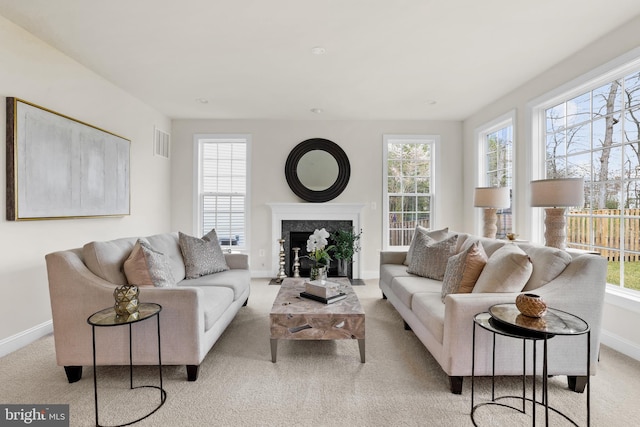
<box><xmin>379</xmin><ymin>231</ymin><xmax>607</xmax><ymax>394</ymax></box>
<box><xmin>45</xmin><ymin>232</ymin><xmax>250</xmax><ymax>383</ymax></box>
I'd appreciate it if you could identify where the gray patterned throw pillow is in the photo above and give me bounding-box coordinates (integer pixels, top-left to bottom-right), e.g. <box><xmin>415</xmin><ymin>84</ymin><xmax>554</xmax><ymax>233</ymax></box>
<box><xmin>179</xmin><ymin>230</ymin><xmax>229</xmax><ymax>279</ymax></box>
<box><xmin>407</xmin><ymin>232</ymin><xmax>458</xmax><ymax>280</ymax></box>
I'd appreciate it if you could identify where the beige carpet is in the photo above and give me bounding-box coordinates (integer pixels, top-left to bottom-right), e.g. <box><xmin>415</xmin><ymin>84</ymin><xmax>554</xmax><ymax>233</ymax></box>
<box><xmin>2</xmin><ymin>279</ymin><xmax>640</xmax><ymax>426</ymax></box>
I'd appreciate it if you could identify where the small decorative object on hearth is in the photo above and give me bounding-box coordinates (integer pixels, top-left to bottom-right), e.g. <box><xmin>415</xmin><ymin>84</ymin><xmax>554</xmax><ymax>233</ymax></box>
<box><xmin>506</xmin><ymin>233</ymin><xmax>518</xmax><ymax>241</ymax></box>
<box><xmin>292</xmin><ymin>247</ymin><xmax>301</xmax><ymax>278</ymax></box>
<box><xmin>304</xmin><ymin>228</ymin><xmax>333</xmax><ymax>281</ymax></box>
<box><xmin>276</xmin><ymin>238</ymin><xmax>287</xmax><ymax>283</ymax></box>
<box><xmin>515</xmin><ymin>293</ymin><xmax>547</xmax><ymax>318</ymax></box>
<box><xmin>113</xmin><ymin>285</ymin><xmax>139</xmax><ymax>320</ymax></box>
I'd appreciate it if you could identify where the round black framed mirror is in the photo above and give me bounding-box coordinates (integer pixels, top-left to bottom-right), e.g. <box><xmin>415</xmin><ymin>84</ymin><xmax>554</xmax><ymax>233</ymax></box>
<box><xmin>285</xmin><ymin>138</ymin><xmax>350</xmax><ymax>203</ymax></box>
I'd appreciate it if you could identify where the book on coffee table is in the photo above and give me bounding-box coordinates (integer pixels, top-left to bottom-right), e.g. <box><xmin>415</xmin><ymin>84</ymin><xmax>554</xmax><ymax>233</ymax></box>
<box><xmin>299</xmin><ymin>291</ymin><xmax>347</xmax><ymax>304</ymax></box>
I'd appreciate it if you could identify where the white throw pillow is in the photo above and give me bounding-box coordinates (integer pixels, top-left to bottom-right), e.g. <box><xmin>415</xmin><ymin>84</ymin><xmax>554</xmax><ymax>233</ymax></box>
<box><xmin>522</xmin><ymin>246</ymin><xmax>572</xmax><ymax>291</ymax></box>
<box><xmin>473</xmin><ymin>244</ymin><xmax>533</xmax><ymax>293</ymax></box>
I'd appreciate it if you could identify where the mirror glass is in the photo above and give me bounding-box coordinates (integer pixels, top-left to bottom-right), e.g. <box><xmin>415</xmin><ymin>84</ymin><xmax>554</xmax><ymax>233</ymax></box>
<box><xmin>296</xmin><ymin>150</ymin><xmax>339</xmax><ymax>191</ymax></box>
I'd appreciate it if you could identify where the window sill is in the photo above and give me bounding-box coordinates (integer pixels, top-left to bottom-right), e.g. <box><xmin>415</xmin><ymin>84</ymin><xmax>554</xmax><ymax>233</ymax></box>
<box><xmin>605</xmin><ymin>285</ymin><xmax>640</xmax><ymax>314</ymax></box>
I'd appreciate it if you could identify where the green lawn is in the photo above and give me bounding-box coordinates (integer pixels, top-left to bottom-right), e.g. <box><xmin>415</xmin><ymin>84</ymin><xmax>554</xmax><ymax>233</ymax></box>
<box><xmin>607</xmin><ymin>261</ymin><xmax>640</xmax><ymax>291</ymax></box>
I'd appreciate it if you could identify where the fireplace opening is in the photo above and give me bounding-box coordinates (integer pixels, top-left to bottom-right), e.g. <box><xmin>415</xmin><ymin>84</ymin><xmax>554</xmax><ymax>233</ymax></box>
<box><xmin>289</xmin><ymin>231</ymin><xmax>354</xmax><ymax>278</ymax></box>
<box><xmin>282</xmin><ymin>220</ymin><xmax>353</xmax><ymax>279</ymax></box>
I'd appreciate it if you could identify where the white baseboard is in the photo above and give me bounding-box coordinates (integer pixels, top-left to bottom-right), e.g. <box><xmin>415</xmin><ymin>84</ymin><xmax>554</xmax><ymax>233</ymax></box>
<box><xmin>601</xmin><ymin>329</ymin><xmax>640</xmax><ymax>361</ymax></box>
<box><xmin>0</xmin><ymin>320</ymin><xmax>53</xmax><ymax>358</ymax></box>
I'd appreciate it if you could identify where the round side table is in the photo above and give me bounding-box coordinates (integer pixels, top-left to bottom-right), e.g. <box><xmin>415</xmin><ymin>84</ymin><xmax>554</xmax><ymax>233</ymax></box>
<box><xmin>471</xmin><ymin>303</ymin><xmax>590</xmax><ymax>426</ymax></box>
<box><xmin>87</xmin><ymin>303</ymin><xmax>166</xmax><ymax>427</ymax></box>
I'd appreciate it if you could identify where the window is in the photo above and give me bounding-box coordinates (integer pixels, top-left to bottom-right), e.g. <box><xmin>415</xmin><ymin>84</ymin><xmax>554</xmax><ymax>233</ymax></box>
<box><xmin>477</xmin><ymin>113</ymin><xmax>514</xmax><ymax>238</ymax></box>
<box><xmin>383</xmin><ymin>135</ymin><xmax>437</xmax><ymax>249</ymax></box>
<box><xmin>536</xmin><ymin>58</ymin><xmax>640</xmax><ymax>293</ymax></box>
<box><xmin>195</xmin><ymin>134</ymin><xmax>250</xmax><ymax>251</ymax></box>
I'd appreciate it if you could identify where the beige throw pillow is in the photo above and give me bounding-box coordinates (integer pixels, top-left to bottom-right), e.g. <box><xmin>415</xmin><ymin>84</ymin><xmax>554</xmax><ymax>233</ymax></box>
<box><xmin>124</xmin><ymin>239</ymin><xmax>176</xmax><ymax>287</ymax></box>
<box><xmin>404</xmin><ymin>226</ymin><xmax>450</xmax><ymax>266</ymax></box>
<box><xmin>473</xmin><ymin>244</ymin><xmax>533</xmax><ymax>293</ymax></box>
<box><xmin>458</xmin><ymin>242</ymin><xmax>489</xmax><ymax>293</ymax></box>
<box><xmin>441</xmin><ymin>242</ymin><xmax>488</xmax><ymax>302</ymax></box>
<box><xmin>407</xmin><ymin>232</ymin><xmax>458</xmax><ymax>280</ymax></box>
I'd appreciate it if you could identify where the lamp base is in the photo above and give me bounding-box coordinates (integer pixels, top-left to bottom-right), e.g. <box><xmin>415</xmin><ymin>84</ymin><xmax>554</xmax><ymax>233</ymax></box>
<box><xmin>544</xmin><ymin>207</ymin><xmax>567</xmax><ymax>250</ymax></box>
<box><xmin>482</xmin><ymin>208</ymin><xmax>498</xmax><ymax>239</ymax></box>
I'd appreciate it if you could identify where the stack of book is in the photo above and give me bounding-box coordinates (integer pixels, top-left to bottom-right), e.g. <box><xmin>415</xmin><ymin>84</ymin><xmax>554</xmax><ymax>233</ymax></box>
<box><xmin>300</xmin><ymin>279</ymin><xmax>347</xmax><ymax>304</ymax></box>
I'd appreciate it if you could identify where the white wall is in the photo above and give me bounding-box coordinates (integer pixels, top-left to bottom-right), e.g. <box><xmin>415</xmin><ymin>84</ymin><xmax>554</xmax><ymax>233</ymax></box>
<box><xmin>171</xmin><ymin>119</ymin><xmax>463</xmax><ymax>279</ymax></box>
<box><xmin>462</xmin><ymin>15</ymin><xmax>640</xmax><ymax>360</ymax></box>
<box><xmin>0</xmin><ymin>16</ymin><xmax>172</xmax><ymax>349</ymax></box>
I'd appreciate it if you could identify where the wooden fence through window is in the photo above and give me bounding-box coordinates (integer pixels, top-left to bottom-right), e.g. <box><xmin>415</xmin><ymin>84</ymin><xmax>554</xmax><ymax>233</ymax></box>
<box><xmin>568</xmin><ymin>209</ymin><xmax>640</xmax><ymax>261</ymax></box>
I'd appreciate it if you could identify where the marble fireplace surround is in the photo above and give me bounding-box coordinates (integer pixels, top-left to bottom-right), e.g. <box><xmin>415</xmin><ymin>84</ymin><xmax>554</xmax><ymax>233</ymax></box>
<box><xmin>267</xmin><ymin>203</ymin><xmax>365</xmax><ymax>279</ymax></box>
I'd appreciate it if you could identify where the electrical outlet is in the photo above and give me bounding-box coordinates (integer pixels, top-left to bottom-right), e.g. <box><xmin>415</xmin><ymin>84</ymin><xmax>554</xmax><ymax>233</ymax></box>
<box><xmin>371</xmin><ymin>202</ymin><xmax>377</xmax><ymax>210</ymax></box>
<box><xmin>259</xmin><ymin>249</ymin><xmax>265</xmax><ymax>257</ymax></box>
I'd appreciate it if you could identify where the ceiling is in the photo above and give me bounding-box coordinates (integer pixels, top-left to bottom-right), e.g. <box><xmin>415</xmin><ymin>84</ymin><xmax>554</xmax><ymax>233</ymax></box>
<box><xmin>1</xmin><ymin>0</ymin><xmax>640</xmax><ymax>121</ymax></box>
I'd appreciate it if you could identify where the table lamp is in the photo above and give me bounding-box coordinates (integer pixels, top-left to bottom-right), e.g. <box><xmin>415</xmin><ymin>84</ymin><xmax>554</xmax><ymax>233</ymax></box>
<box><xmin>474</xmin><ymin>187</ymin><xmax>511</xmax><ymax>238</ymax></box>
<box><xmin>530</xmin><ymin>178</ymin><xmax>584</xmax><ymax>250</ymax></box>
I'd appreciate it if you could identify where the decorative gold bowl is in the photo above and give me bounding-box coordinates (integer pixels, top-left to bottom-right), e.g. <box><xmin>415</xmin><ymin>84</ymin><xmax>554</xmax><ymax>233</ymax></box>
<box><xmin>506</xmin><ymin>233</ymin><xmax>519</xmax><ymax>241</ymax></box>
<box><xmin>515</xmin><ymin>293</ymin><xmax>547</xmax><ymax>318</ymax></box>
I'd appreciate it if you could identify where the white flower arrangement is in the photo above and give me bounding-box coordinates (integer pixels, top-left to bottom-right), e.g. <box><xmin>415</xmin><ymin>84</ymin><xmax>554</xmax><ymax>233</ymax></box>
<box><xmin>305</xmin><ymin>228</ymin><xmax>333</xmax><ymax>266</ymax></box>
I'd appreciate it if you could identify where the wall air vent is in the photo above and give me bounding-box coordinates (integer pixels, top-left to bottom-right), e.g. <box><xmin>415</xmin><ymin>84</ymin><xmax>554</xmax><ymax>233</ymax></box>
<box><xmin>154</xmin><ymin>127</ymin><xmax>170</xmax><ymax>159</ymax></box>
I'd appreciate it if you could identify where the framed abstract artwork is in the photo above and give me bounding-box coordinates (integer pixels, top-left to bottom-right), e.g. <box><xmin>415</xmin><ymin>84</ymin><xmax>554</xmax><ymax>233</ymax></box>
<box><xmin>6</xmin><ymin>98</ymin><xmax>130</xmax><ymax>220</ymax></box>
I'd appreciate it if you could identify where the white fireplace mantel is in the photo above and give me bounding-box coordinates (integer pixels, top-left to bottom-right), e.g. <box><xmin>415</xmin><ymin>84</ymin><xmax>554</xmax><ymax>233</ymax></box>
<box><xmin>267</xmin><ymin>203</ymin><xmax>365</xmax><ymax>279</ymax></box>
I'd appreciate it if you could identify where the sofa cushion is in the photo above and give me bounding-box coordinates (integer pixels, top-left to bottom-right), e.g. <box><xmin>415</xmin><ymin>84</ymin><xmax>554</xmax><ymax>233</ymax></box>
<box><xmin>179</xmin><ymin>231</ymin><xmax>229</xmax><ymax>279</ymax></box>
<box><xmin>198</xmin><ymin>286</ymin><xmax>235</xmax><ymax>331</ymax></box>
<box><xmin>407</xmin><ymin>233</ymin><xmax>458</xmax><ymax>280</ymax></box>
<box><xmin>473</xmin><ymin>244</ymin><xmax>533</xmax><ymax>293</ymax></box>
<box><xmin>404</xmin><ymin>226</ymin><xmax>450</xmax><ymax>265</ymax></box>
<box><xmin>380</xmin><ymin>263</ymin><xmax>414</xmax><ymax>287</ymax></box>
<box><xmin>521</xmin><ymin>246</ymin><xmax>572</xmax><ymax>291</ymax></box>
<box><xmin>391</xmin><ymin>276</ymin><xmax>442</xmax><ymax>309</ymax></box>
<box><xmin>179</xmin><ymin>268</ymin><xmax>251</xmax><ymax>300</ymax></box>
<box><xmin>145</xmin><ymin>232</ymin><xmax>186</xmax><ymax>282</ymax></box>
<box><xmin>440</xmin><ymin>242</ymin><xmax>488</xmax><ymax>301</ymax></box>
<box><xmin>412</xmin><ymin>293</ymin><xmax>446</xmax><ymax>345</ymax></box>
<box><xmin>83</xmin><ymin>237</ymin><xmax>136</xmax><ymax>284</ymax></box>
<box><xmin>123</xmin><ymin>239</ymin><xmax>176</xmax><ymax>287</ymax></box>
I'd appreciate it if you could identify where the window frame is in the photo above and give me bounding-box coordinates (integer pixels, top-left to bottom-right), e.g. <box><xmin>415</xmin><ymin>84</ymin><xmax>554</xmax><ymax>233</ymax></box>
<box><xmin>528</xmin><ymin>47</ymin><xmax>640</xmax><ymax>306</ymax></box>
<box><xmin>382</xmin><ymin>134</ymin><xmax>438</xmax><ymax>251</ymax></box>
<box><xmin>474</xmin><ymin>110</ymin><xmax>516</xmax><ymax>238</ymax></box>
<box><xmin>193</xmin><ymin>134</ymin><xmax>251</xmax><ymax>253</ymax></box>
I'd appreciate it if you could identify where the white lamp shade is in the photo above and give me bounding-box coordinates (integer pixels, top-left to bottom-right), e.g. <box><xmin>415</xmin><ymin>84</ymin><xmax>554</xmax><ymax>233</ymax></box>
<box><xmin>473</xmin><ymin>187</ymin><xmax>511</xmax><ymax>208</ymax></box>
<box><xmin>530</xmin><ymin>178</ymin><xmax>584</xmax><ymax>207</ymax></box>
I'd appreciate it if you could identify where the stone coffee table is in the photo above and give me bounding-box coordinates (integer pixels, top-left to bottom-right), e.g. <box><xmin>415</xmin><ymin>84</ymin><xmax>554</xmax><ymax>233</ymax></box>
<box><xmin>269</xmin><ymin>277</ymin><xmax>365</xmax><ymax>363</ymax></box>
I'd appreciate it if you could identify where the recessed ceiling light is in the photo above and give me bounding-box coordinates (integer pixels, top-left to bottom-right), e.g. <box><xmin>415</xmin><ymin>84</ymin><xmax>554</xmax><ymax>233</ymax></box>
<box><xmin>311</xmin><ymin>46</ymin><xmax>326</xmax><ymax>55</ymax></box>
<box><xmin>196</xmin><ymin>98</ymin><xmax>209</xmax><ymax>104</ymax></box>
<box><xmin>310</xmin><ymin>108</ymin><xmax>324</xmax><ymax>114</ymax></box>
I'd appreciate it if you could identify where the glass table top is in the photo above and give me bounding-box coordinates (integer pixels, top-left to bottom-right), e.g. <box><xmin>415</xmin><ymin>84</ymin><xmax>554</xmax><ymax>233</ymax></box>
<box><xmin>474</xmin><ymin>303</ymin><xmax>589</xmax><ymax>339</ymax></box>
<box><xmin>88</xmin><ymin>303</ymin><xmax>162</xmax><ymax>326</ymax></box>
